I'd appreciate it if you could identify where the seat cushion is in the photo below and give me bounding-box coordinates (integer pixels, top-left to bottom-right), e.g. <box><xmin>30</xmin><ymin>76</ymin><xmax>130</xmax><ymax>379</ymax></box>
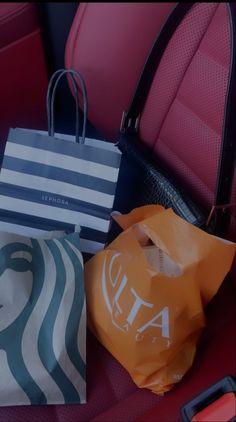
<box><xmin>0</xmin><ymin>3</ymin><xmax>39</xmax><ymax>49</ymax></box>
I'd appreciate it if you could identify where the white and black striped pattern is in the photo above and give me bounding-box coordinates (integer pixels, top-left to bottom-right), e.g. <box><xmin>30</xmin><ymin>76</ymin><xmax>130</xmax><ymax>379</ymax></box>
<box><xmin>0</xmin><ymin>128</ymin><xmax>121</xmax><ymax>255</ymax></box>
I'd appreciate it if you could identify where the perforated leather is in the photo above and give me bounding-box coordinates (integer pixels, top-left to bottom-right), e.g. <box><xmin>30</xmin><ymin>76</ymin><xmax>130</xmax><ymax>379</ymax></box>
<box><xmin>139</xmin><ymin>4</ymin><xmax>231</xmax><ymax>211</ymax></box>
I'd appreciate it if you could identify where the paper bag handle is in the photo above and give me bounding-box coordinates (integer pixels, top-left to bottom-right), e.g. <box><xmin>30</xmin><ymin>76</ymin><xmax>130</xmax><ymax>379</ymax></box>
<box><xmin>47</xmin><ymin>68</ymin><xmax>88</xmax><ymax>144</ymax></box>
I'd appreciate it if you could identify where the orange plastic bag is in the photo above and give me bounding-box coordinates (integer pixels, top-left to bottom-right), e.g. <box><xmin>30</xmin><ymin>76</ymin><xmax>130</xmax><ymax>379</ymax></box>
<box><xmin>84</xmin><ymin>206</ymin><xmax>236</xmax><ymax>395</ymax></box>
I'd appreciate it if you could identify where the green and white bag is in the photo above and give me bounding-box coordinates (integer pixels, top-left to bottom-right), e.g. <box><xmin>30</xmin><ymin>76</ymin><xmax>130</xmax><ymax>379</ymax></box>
<box><xmin>0</xmin><ymin>230</ymin><xmax>86</xmax><ymax>406</ymax></box>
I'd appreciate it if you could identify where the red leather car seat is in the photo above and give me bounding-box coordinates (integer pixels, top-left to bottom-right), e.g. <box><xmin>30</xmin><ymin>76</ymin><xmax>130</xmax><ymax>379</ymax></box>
<box><xmin>65</xmin><ymin>2</ymin><xmax>235</xmax><ymax>242</ymax></box>
<box><xmin>0</xmin><ymin>3</ymin><xmax>48</xmax><ymax>158</ymax></box>
<box><xmin>0</xmin><ymin>3</ymin><xmax>39</xmax><ymax>48</ymax></box>
<box><xmin>138</xmin><ymin>2</ymin><xmax>236</xmax><ymax>243</ymax></box>
<box><xmin>67</xmin><ymin>4</ymin><xmax>235</xmax><ymax>421</ymax></box>
<box><xmin>65</xmin><ymin>2</ymin><xmax>176</xmax><ymax>140</ymax></box>
<box><xmin>0</xmin><ymin>3</ymin><xmax>235</xmax><ymax>422</ymax></box>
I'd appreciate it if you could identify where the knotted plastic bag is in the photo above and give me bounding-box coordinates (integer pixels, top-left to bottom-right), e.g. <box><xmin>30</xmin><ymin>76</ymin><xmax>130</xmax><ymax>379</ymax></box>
<box><xmin>84</xmin><ymin>206</ymin><xmax>236</xmax><ymax>394</ymax></box>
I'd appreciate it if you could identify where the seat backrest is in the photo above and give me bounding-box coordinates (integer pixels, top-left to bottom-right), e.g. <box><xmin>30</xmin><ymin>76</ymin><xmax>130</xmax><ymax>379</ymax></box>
<box><xmin>136</xmin><ymin>3</ymin><xmax>235</xmax><ymax>241</ymax></box>
<box><xmin>66</xmin><ymin>2</ymin><xmax>235</xmax><ymax>241</ymax></box>
<box><xmin>65</xmin><ymin>2</ymin><xmax>176</xmax><ymax>140</ymax></box>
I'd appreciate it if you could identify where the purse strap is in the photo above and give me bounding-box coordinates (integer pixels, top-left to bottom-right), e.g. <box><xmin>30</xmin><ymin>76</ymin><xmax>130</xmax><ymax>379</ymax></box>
<box><xmin>47</xmin><ymin>68</ymin><xmax>88</xmax><ymax>144</ymax></box>
<box><xmin>120</xmin><ymin>2</ymin><xmax>194</xmax><ymax>132</ymax></box>
<box><xmin>121</xmin><ymin>2</ymin><xmax>236</xmax><ymax>237</ymax></box>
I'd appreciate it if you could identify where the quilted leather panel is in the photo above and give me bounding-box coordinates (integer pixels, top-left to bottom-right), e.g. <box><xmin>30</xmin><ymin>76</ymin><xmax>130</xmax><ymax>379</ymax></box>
<box><xmin>139</xmin><ymin>3</ymin><xmax>231</xmax><ymax>211</ymax></box>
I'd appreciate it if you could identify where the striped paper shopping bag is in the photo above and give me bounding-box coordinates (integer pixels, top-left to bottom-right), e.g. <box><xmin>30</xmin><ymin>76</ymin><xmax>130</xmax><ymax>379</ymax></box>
<box><xmin>0</xmin><ymin>69</ymin><xmax>121</xmax><ymax>257</ymax></box>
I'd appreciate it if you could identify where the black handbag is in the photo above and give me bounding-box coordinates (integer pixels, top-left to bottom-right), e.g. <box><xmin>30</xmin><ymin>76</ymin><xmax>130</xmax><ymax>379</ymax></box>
<box><xmin>116</xmin><ymin>2</ymin><xmax>236</xmax><ymax>238</ymax></box>
<box><xmin>118</xmin><ymin>133</ymin><xmax>206</xmax><ymax>228</ymax></box>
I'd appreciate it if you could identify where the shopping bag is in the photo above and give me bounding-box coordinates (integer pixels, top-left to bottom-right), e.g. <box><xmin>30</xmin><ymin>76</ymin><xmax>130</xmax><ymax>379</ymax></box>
<box><xmin>84</xmin><ymin>205</ymin><xmax>236</xmax><ymax>395</ymax></box>
<box><xmin>0</xmin><ymin>69</ymin><xmax>121</xmax><ymax>256</ymax></box>
<box><xmin>0</xmin><ymin>229</ymin><xmax>86</xmax><ymax>406</ymax></box>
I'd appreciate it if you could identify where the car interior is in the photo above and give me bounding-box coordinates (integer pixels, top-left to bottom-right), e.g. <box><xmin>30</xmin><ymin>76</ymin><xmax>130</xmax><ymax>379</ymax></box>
<box><xmin>0</xmin><ymin>2</ymin><xmax>235</xmax><ymax>422</ymax></box>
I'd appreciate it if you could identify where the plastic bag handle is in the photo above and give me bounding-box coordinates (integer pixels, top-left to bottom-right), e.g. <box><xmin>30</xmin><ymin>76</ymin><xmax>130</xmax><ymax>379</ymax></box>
<box><xmin>46</xmin><ymin>68</ymin><xmax>88</xmax><ymax>144</ymax></box>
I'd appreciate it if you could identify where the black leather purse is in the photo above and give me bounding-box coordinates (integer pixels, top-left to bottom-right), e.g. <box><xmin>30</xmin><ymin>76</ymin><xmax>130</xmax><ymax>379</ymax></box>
<box><xmin>118</xmin><ymin>133</ymin><xmax>206</xmax><ymax>228</ymax></box>
<box><xmin>116</xmin><ymin>2</ymin><xmax>236</xmax><ymax>238</ymax></box>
